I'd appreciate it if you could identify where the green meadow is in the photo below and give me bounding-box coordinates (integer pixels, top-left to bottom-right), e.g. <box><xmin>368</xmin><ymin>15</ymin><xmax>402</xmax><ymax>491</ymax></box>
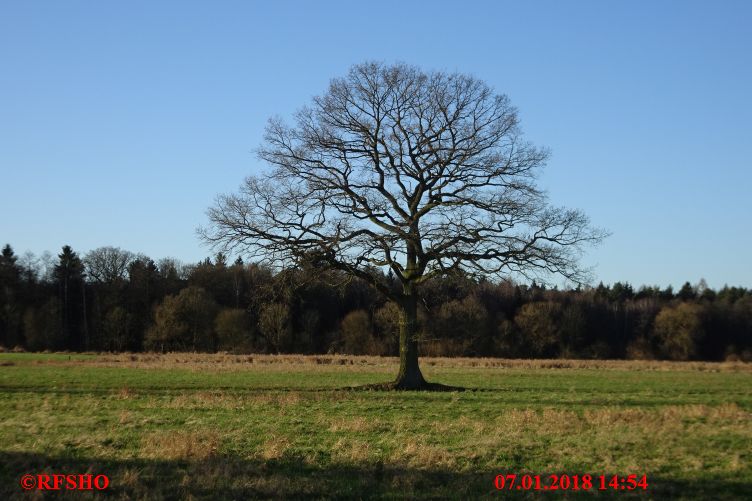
<box><xmin>0</xmin><ymin>353</ymin><xmax>750</xmax><ymax>499</ymax></box>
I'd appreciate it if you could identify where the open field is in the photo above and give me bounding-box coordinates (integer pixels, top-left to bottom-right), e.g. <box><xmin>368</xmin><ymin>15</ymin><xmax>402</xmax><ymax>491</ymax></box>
<box><xmin>1</xmin><ymin>353</ymin><xmax>751</xmax><ymax>499</ymax></box>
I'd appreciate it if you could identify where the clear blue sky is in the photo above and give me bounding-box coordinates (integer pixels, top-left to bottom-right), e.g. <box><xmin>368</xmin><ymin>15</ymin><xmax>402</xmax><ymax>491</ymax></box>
<box><xmin>2</xmin><ymin>1</ymin><xmax>750</xmax><ymax>289</ymax></box>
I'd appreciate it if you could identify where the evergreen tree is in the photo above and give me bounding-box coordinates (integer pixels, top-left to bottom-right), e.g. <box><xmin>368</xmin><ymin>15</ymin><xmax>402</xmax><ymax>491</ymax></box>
<box><xmin>678</xmin><ymin>281</ymin><xmax>696</xmax><ymax>301</ymax></box>
<box><xmin>54</xmin><ymin>245</ymin><xmax>86</xmax><ymax>350</ymax></box>
<box><xmin>0</xmin><ymin>244</ymin><xmax>22</xmax><ymax>347</ymax></box>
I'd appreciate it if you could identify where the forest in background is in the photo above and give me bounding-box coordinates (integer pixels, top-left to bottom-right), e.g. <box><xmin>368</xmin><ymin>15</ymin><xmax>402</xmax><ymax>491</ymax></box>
<box><xmin>0</xmin><ymin>244</ymin><xmax>750</xmax><ymax>361</ymax></box>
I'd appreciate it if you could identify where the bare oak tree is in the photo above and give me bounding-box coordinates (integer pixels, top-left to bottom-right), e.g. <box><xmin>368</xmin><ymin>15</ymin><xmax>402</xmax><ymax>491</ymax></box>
<box><xmin>84</xmin><ymin>246</ymin><xmax>135</xmax><ymax>284</ymax></box>
<box><xmin>202</xmin><ymin>62</ymin><xmax>605</xmax><ymax>389</ymax></box>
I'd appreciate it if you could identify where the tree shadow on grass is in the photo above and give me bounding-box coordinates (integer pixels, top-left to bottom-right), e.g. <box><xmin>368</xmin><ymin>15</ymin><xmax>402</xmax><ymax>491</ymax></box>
<box><xmin>348</xmin><ymin>381</ymin><xmax>466</xmax><ymax>392</ymax></box>
<box><xmin>1</xmin><ymin>451</ymin><xmax>750</xmax><ymax>500</ymax></box>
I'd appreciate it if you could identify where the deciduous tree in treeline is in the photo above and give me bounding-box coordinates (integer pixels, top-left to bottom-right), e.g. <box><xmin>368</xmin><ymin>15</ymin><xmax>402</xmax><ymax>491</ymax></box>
<box><xmin>215</xmin><ymin>308</ymin><xmax>254</xmax><ymax>352</ymax></box>
<box><xmin>145</xmin><ymin>286</ymin><xmax>218</xmax><ymax>352</ymax></box>
<box><xmin>653</xmin><ymin>302</ymin><xmax>704</xmax><ymax>360</ymax></box>
<box><xmin>258</xmin><ymin>302</ymin><xmax>292</xmax><ymax>353</ymax></box>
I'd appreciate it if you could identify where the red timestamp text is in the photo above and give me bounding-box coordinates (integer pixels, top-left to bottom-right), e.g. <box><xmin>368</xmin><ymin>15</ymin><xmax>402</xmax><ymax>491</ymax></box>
<box><xmin>494</xmin><ymin>474</ymin><xmax>648</xmax><ymax>492</ymax></box>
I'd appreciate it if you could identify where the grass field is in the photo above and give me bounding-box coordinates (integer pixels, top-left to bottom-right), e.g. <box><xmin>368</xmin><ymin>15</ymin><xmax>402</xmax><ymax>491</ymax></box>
<box><xmin>0</xmin><ymin>353</ymin><xmax>750</xmax><ymax>499</ymax></box>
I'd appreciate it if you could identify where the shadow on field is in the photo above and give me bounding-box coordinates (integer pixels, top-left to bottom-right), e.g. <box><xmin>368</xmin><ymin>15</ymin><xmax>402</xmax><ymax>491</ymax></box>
<box><xmin>1</xmin><ymin>451</ymin><xmax>750</xmax><ymax>500</ymax></box>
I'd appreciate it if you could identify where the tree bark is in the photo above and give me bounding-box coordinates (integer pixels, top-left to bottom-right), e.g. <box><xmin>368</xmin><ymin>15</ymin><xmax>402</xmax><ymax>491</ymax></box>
<box><xmin>393</xmin><ymin>292</ymin><xmax>426</xmax><ymax>389</ymax></box>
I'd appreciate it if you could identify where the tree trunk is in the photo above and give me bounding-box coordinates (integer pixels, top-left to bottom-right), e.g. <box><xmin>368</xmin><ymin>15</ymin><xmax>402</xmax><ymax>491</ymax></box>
<box><xmin>394</xmin><ymin>292</ymin><xmax>426</xmax><ymax>389</ymax></box>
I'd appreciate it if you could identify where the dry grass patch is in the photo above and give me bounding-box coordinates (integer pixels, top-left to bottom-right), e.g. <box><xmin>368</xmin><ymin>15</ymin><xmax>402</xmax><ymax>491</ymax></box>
<box><xmin>118</xmin><ymin>410</ymin><xmax>132</xmax><ymax>425</ymax></box>
<box><xmin>114</xmin><ymin>386</ymin><xmax>134</xmax><ymax>399</ymax></box>
<box><xmin>165</xmin><ymin>391</ymin><xmax>244</xmax><ymax>410</ymax></box>
<box><xmin>328</xmin><ymin>416</ymin><xmax>373</xmax><ymax>433</ymax></box>
<box><xmin>709</xmin><ymin>402</ymin><xmax>750</xmax><ymax>421</ymax></box>
<box><xmin>243</xmin><ymin>391</ymin><xmax>305</xmax><ymax>407</ymax></box>
<box><xmin>582</xmin><ymin>404</ymin><xmax>751</xmax><ymax>429</ymax></box>
<box><xmin>538</xmin><ymin>408</ymin><xmax>587</xmax><ymax>433</ymax></box>
<box><xmin>259</xmin><ymin>436</ymin><xmax>291</xmax><ymax>460</ymax></box>
<box><xmin>331</xmin><ymin>437</ymin><xmax>374</xmax><ymax>463</ymax></box>
<box><xmin>163</xmin><ymin>390</ymin><xmax>308</xmax><ymax>411</ymax></box>
<box><xmin>119</xmin><ymin>467</ymin><xmax>141</xmax><ymax>488</ymax></box>
<box><xmin>498</xmin><ymin>408</ymin><xmax>538</xmax><ymax>430</ymax></box>
<box><xmin>142</xmin><ymin>430</ymin><xmax>220</xmax><ymax>460</ymax></box>
<box><xmin>392</xmin><ymin>439</ymin><xmax>455</xmax><ymax>469</ymax></box>
<box><xmin>275</xmin><ymin>391</ymin><xmax>302</xmax><ymax>406</ymax></box>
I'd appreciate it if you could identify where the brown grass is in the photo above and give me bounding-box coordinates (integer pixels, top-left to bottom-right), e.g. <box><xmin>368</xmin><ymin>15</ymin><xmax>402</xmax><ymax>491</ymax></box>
<box><xmin>259</xmin><ymin>436</ymin><xmax>291</xmax><ymax>460</ymax></box>
<box><xmin>142</xmin><ymin>430</ymin><xmax>220</xmax><ymax>460</ymax></box>
<box><xmin>331</xmin><ymin>438</ymin><xmax>373</xmax><ymax>463</ymax></box>
<box><xmin>328</xmin><ymin>416</ymin><xmax>374</xmax><ymax>433</ymax></box>
<box><xmin>22</xmin><ymin>351</ymin><xmax>752</xmax><ymax>373</ymax></box>
<box><xmin>392</xmin><ymin>440</ymin><xmax>454</xmax><ymax>468</ymax></box>
<box><xmin>114</xmin><ymin>386</ymin><xmax>134</xmax><ymax>399</ymax></box>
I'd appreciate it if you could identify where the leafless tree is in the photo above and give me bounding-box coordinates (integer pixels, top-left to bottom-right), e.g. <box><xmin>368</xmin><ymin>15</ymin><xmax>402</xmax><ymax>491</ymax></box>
<box><xmin>202</xmin><ymin>62</ymin><xmax>606</xmax><ymax>389</ymax></box>
<box><xmin>84</xmin><ymin>246</ymin><xmax>134</xmax><ymax>283</ymax></box>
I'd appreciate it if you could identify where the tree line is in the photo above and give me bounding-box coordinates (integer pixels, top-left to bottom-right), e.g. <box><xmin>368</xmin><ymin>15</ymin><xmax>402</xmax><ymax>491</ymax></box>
<box><xmin>0</xmin><ymin>243</ymin><xmax>750</xmax><ymax>361</ymax></box>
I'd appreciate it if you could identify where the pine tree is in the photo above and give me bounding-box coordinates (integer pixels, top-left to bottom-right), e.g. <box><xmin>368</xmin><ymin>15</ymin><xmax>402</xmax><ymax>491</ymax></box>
<box><xmin>54</xmin><ymin>246</ymin><xmax>86</xmax><ymax>350</ymax></box>
<box><xmin>0</xmin><ymin>244</ymin><xmax>22</xmax><ymax>347</ymax></box>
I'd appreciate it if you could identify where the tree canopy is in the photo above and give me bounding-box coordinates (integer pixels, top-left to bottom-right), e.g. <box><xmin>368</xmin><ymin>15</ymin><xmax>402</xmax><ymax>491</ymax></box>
<box><xmin>203</xmin><ymin>62</ymin><xmax>604</xmax><ymax>293</ymax></box>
